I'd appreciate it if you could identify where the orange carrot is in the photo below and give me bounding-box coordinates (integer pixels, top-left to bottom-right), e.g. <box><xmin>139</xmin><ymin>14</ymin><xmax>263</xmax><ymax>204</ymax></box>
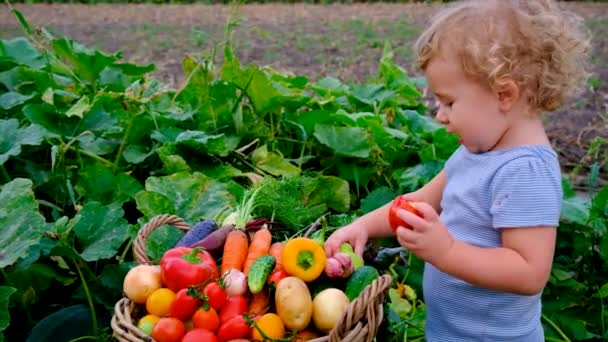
<box><xmin>243</xmin><ymin>228</ymin><xmax>272</xmax><ymax>276</ymax></box>
<box><xmin>268</xmin><ymin>242</ymin><xmax>285</xmax><ymax>272</ymax></box>
<box><xmin>249</xmin><ymin>288</ymin><xmax>270</xmax><ymax>316</ymax></box>
<box><xmin>221</xmin><ymin>230</ymin><xmax>249</xmax><ymax>273</ymax></box>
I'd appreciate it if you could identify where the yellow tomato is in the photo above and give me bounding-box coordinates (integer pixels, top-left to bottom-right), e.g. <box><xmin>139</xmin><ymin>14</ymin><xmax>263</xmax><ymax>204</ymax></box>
<box><xmin>137</xmin><ymin>314</ymin><xmax>160</xmax><ymax>335</ymax></box>
<box><xmin>146</xmin><ymin>288</ymin><xmax>176</xmax><ymax>317</ymax></box>
<box><xmin>251</xmin><ymin>313</ymin><xmax>285</xmax><ymax>340</ymax></box>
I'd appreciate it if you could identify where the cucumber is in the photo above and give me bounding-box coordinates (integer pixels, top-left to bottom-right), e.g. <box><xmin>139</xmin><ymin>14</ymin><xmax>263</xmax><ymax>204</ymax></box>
<box><xmin>247</xmin><ymin>255</ymin><xmax>276</xmax><ymax>294</ymax></box>
<box><xmin>344</xmin><ymin>265</ymin><xmax>380</xmax><ymax>301</ymax></box>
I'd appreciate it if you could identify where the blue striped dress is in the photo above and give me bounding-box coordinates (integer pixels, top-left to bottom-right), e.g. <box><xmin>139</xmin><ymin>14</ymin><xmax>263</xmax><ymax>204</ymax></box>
<box><xmin>424</xmin><ymin>145</ymin><xmax>563</xmax><ymax>342</ymax></box>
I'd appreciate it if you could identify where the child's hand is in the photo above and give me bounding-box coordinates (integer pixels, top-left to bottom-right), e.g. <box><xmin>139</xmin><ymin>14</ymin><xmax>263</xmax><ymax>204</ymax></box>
<box><xmin>395</xmin><ymin>201</ymin><xmax>454</xmax><ymax>267</ymax></box>
<box><xmin>324</xmin><ymin>224</ymin><xmax>368</xmax><ymax>258</ymax></box>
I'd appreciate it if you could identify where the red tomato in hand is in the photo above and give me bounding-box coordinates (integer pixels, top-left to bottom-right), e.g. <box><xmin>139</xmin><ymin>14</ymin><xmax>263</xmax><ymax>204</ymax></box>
<box><xmin>182</xmin><ymin>328</ymin><xmax>218</xmax><ymax>342</ymax></box>
<box><xmin>203</xmin><ymin>281</ymin><xmax>227</xmax><ymax>311</ymax></box>
<box><xmin>169</xmin><ymin>287</ymin><xmax>201</xmax><ymax>320</ymax></box>
<box><xmin>217</xmin><ymin>315</ymin><xmax>250</xmax><ymax>341</ymax></box>
<box><xmin>150</xmin><ymin>317</ymin><xmax>186</xmax><ymax>342</ymax></box>
<box><xmin>388</xmin><ymin>196</ymin><xmax>422</xmax><ymax>233</ymax></box>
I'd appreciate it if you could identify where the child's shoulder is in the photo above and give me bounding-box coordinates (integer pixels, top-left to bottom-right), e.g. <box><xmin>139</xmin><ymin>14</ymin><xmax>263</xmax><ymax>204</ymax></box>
<box><xmin>445</xmin><ymin>145</ymin><xmax>561</xmax><ymax>186</ymax></box>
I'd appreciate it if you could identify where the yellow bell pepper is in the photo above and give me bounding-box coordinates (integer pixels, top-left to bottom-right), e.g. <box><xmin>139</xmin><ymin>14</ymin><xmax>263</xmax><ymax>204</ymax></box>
<box><xmin>282</xmin><ymin>237</ymin><xmax>327</xmax><ymax>282</ymax></box>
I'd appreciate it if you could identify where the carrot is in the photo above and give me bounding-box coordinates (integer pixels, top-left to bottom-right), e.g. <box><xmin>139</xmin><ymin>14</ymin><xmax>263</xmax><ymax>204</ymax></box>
<box><xmin>221</xmin><ymin>230</ymin><xmax>249</xmax><ymax>274</ymax></box>
<box><xmin>268</xmin><ymin>242</ymin><xmax>285</xmax><ymax>272</ymax></box>
<box><xmin>243</xmin><ymin>228</ymin><xmax>272</xmax><ymax>276</ymax></box>
<box><xmin>249</xmin><ymin>288</ymin><xmax>270</xmax><ymax>316</ymax></box>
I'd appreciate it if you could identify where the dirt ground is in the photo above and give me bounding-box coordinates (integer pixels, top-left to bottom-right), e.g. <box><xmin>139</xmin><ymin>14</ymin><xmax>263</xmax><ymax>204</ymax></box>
<box><xmin>1</xmin><ymin>3</ymin><xmax>606</xmax><ymax>189</ymax></box>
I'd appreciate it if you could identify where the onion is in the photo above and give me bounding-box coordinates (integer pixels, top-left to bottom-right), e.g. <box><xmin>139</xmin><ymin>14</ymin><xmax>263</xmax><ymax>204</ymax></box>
<box><xmin>222</xmin><ymin>268</ymin><xmax>248</xmax><ymax>296</ymax></box>
<box><xmin>123</xmin><ymin>265</ymin><xmax>163</xmax><ymax>304</ymax></box>
<box><xmin>312</xmin><ymin>288</ymin><xmax>350</xmax><ymax>333</ymax></box>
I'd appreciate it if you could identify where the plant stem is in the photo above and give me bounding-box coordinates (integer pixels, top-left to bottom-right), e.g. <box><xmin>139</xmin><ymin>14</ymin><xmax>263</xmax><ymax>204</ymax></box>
<box><xmin>113</xmin><ymin>117</ymin><xmax>134</xmax><ymax>173</ymax></box>
<box><xmin>71</xmin><ymin>258</ymin><xmax>98</xmax><ymax>339</ymax></box>
<box><xmin>68</xmin><ymin>336</ymin><xmax>99</xmax><ymax>342</ymax></box>
<box><xmin>542</xmin><ymin>313</ymin><xmax>571</xmax><ymax>342</ymax></box>
<box><xmin>118</xmin><ymin>237</ymin><xmax>134</xmax><ymax>264</ymax></box>
<box><xmin>65</xmin><ymin>145</ymin><xmax>114</xmax><ymax>167</ymax></box>
<box><xmin>0</xmin><ymin>165</ymin><xmax>10</xmax><ymax>183</ymax></box>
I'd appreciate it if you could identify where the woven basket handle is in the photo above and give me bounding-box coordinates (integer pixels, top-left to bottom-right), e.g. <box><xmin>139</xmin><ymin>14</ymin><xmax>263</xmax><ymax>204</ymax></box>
<box><xmin>329</xmin><ymin>274</ymin><xmax>393</xmax><ymax>341</ymax></box>
<box><xmin>133</xmin><ymin>214</ymin><xmax>190</xmax><ymax>265</ymax></box>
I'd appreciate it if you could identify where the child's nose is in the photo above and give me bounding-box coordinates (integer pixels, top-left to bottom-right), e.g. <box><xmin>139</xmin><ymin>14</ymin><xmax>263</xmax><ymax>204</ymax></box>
<box><xmin>435</xmin><ymin>108</ymin><xmax>449</xmax><ymax>125</ymax></box>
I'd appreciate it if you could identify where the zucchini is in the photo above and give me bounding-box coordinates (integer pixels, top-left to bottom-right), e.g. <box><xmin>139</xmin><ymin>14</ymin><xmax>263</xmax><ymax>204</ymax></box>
<box><xmin>344</xmin><ymin>265</ymin><xmax>380</xmax><ymax>301</ymax></box>
<box><xmin>247</xmin><ymin>255</ymin><xmax>276</xmax><ymax>294</ymax></box>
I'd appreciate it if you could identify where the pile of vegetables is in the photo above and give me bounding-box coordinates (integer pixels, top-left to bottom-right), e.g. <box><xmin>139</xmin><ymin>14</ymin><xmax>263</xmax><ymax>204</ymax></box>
<box><xmin>119</xmin><ymin>186</ymin><xmax>386</xmax><ymax>342</ymax></box>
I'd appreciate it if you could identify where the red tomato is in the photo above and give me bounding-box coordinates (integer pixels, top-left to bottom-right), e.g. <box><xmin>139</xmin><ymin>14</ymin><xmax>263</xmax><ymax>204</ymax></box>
<box><xmin>168</xmin><ymin>288</ymin><xmax>201</xmax><ymax>321</ymax></box>
<box><xmin>388</xmin><ymin>196</ymin><xmax>422</xmax><ymax>233</ymax></box>
<box><xmin>204</xmin><ymin>281</ymin><xmax>227</xmax><ymax>311</ymax></box>
<box><xmin>192</xmin><ymin>307</ymin><xmax>220</xmax><ymax>333</ymax></box>
<box><xmin>182</xmin><ymin>328</ymin><xmax>218</xmax><ymax>342</ymax></box>
<box><xmin>267</xmin><ymin>269</ymin><xmax>289</xmax><ymax>286</ymax></box>
<box><xmin>217</xmin><ymin>315</ymin><xmax>250</xmax><ymax>342</ymax></box>
<box><xmin>150</xmin><ymin>317</ymin><xmax>186</xmax><ymax>342</ymax></box>
<box><xmin>219</xmin><ymin>295</ymin><xmax>248</xmax><ymax>323</ymax></box>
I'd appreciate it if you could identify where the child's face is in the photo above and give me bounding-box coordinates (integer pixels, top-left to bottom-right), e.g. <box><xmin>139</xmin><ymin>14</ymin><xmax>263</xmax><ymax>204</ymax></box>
<box><xmin>424</xmin><ymin>54</ymin><xmax>511</xmax><ymax>153</ymax></box>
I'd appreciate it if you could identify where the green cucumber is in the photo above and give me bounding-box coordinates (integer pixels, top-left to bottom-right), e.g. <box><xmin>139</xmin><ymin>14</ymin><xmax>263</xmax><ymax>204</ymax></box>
<box><xmin>344</xmin><ymin>265</ymin><xmax>380</xmax><ymax>301</ymax></box>
<box><xmin>247</xmin><ymin>255</ymin><xmax>276</xmax><ymax>294</ymax></box>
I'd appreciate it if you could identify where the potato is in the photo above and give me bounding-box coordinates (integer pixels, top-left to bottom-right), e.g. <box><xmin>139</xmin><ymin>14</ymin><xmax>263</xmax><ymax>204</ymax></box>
<box><xmin>275</xmin><ymin>276</ymin><xmax>313</xmax><ymax>331</ymax></box>
<box><xmin>312</xmin><ymin>288</ymin><xmax>350</xmax><ymax>333</ymax></box>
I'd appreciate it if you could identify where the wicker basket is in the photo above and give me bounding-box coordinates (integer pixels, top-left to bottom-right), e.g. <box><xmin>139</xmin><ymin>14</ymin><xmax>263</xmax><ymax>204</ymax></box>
<box><xmin>111</xmin><ymin>214</ymin><xmax>393</xmax><ymax>342</ymax></box>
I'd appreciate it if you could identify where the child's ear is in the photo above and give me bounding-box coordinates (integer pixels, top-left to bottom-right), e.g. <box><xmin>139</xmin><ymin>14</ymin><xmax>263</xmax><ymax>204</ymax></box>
<box><xmin>496</xmin><ymin>80</ymin><xmax>520</xmax><ymax>113</ymax></box>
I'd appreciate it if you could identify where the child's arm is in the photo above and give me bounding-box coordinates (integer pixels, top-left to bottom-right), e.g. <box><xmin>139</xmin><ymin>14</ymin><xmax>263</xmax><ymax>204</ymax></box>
<box><xmin>324</xmin><ymin>170</ymin><xmax>447</xmax><ymax>256</ymax></box>
<box><xmin>397</xmin><ymin>204</ymin><xmax>556</xmax><ymax>295</ymax></box>
<box><xmin>436</xmin><ymin>227</ymin><xmax>555</xmax><ymax>295</ymax></box>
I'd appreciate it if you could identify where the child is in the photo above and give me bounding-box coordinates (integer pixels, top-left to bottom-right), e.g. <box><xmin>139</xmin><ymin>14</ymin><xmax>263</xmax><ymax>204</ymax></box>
<box><xmin>324</xmin><ymin>0</ymin><xmax>590</xmax><ymax>340</ymax></box>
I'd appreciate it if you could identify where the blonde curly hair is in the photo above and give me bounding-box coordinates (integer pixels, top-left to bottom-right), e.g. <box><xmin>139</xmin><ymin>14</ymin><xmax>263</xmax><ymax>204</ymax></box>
<box><xmin>414</xmin><ymin>0</ymin><xmax>591</xmax><ymax>113</ymax></box>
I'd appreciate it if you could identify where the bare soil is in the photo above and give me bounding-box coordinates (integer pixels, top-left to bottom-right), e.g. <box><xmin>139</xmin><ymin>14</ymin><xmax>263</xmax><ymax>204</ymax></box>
<box><xmin>1</xmin><ymin>3</ymin><xmax>606</xmax><ymax>188</ymax></box>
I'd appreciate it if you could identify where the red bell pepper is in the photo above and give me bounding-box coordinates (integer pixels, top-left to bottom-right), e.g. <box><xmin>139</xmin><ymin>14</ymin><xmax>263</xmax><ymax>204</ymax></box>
<box><xmin>160</xmin><ymin>247</ymin><xmax>218</xmax><ymax>292</ymax></box>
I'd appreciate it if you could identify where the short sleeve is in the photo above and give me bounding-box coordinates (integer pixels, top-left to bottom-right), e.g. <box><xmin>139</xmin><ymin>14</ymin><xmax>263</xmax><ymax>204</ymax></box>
<box><xmin>490</xmin><ymin>156</ymin><xmax>563</xmax><ymax>229</ymax></box>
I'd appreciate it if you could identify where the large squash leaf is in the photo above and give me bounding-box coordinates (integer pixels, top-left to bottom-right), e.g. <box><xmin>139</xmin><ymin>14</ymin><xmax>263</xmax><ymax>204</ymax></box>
<box><xmin>0</xmin><ymin>178</ymin><xmax>46</xmax><ymax>268</ymax></box>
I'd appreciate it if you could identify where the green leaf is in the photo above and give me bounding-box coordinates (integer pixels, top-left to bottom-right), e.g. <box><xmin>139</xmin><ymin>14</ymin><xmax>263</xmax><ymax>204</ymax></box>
<box><xmin>64</xmin><ymin>95</ymin><xmax>90</xmax><ymax>118</ymax></box>
<box><xmin>0</xmin><ymin>286</ymin><xmax>16</xmax><ymax>341</ymax></box>
<box><xmin>221</xmin><ymin>55</ymin><xmax>279</xmax><ymax>114</ymax></box>
<box><xmin>72</xmin><ymin>201</ymin><xmax>130</xmax><ymax>261</ymax></box>
<box><xmin>309</xmin><ymin>175</ymin><xmax>350</xmax><ymax>212</ymax></box>
<box><xmin>122</xmin><ymin>144</ymin><xmax>155</xmax><ymax>164</ymax></box>
<box><xmin>76</xmin><ymin>163</ymin><xmax>143</xmax><ymax>205</ymax></box>
<box><xmin>175</xmin><ymin>130</ymin><xmax>240</xmax><ymax>157</ymax></box>
<box><xmin>561</xmin><ymin>194</ymin><xmax>590</xmax><ymax>225</ymax></box>
<box><xmin>0</xmin><ymin>179</ymin><xmax>46</xmax><ymax>268</ymax></box>
<box><xmin>398</xmin><ymin>161</ymin><xmax>444</xmax><ymax>192</ymax></box>
<box><xmin>597</xmin><ymin>283</ymin><xmax>608</xmax><ymax>298</ymax></box>
<box><xmin>26</xmin><ymin>304</ymin><xmax>104</xmax><ymax>342</ymax></box>
<box><xmin>156</xmin><ymin>144</ymin><xmax>191</xmax><ymax>174</ymax></box>
<box><xmin>360</xmin><ymin>186</ymin><xmax>399</xmax><ymax>214</ymax></box>
<box><xmin>135</xmin><ymin>192</ymin><xmax>175</xmax><ymax>219</ymax></box>
<box><xmin>52</xmin><ymin>38</ymin><xmax>120</xmax><ymax>84</ymax></box>
<box><xmin>252</xmin><ymin>145</ymin><xmax>301</xmax><ymax>177</ymax></box>
<box><xmin>146</xmin><ymin>225</ymin><xmax>184</xmax><ymax>262</ymax></box>
<box><xmin>551</xmin><ymin>268</ymin><xmax>573</xmax><ymax>281</ymax></box>
<box><xmin>0</xmin><ymin>91</ymin><xmax>35</xmax><ymax>110</ymax></box>
<box><xmin>311</xmin><ymin>76</ymin><xmax>349</xmax><ymax>95</ymax></box>
<box><xmin>0</xmin><ymin>119</ymin><xmax>46</xmax><ymax>165</ymax></box>
<box><xmin>137</xmin><ymin>172</ymin><xmax>238</xmax><ymax>223</ymax></box>
<box><xmin>313</xmin><ymin>124</ymin><xmax>371</xmax><ymax>158</ymax></box>
<box><xmin>0</xmin><ymin>37</ymin><xmax>45</xmax><ymax>69</ymax></box>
